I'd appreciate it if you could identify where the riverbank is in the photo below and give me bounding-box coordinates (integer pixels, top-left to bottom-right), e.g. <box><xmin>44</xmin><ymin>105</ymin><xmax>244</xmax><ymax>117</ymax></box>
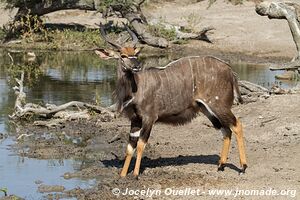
<box><xmin>0</xmin><ymin>1</ymin><xmax>297</xmax><ymax>60</ymax></box>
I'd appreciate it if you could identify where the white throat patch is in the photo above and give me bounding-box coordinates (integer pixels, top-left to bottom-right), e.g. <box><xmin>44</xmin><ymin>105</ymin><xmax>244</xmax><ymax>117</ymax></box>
<box><xmin>130</xmin><ymin>130</ymin><xmax>140</xmax><ymax>137</ymax></box>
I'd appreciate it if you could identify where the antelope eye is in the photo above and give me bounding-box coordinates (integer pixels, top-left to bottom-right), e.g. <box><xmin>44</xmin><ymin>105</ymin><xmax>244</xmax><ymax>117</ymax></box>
<box><xmin>121</xmin><ymin>54</ymin><xmax>128</xmax><ymax>58</ymax></box>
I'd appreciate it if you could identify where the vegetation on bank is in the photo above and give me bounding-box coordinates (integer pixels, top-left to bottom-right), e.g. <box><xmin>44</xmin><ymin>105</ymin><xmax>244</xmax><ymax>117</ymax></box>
<box><xmin>0</xmin><ymin>17</ymin><xmax>178</xmax><ymax>50</ymax></box>
<box><xmin>0</xmin><ymin>20</ymin><xmax>106</xmax><ymax>50</ymax></box>
<box><xmin>0</xmin><ymin>0</ymin><xmax>250</xmax><ymax>50</ymax></box>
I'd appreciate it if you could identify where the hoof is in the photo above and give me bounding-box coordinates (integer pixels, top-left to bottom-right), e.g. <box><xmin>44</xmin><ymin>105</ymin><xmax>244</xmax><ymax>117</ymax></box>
<box><xmin>128</xmin><ymin>173</ymin><xmax>139</xmax><ymax>180</ymax></box>
<box><xmin>120</xmin><ymin>170</ymin><xmax>128</xmax><ymax>178</ymax></box>
<box><xmin>217</xmin><ymin>164</ymin><xmax>225</xmax><ymax>171</ymax></box>
<box><xmin>239</xmin><ymin>164</ymin><xmax>248</xmax><ymax>175</ymax></box>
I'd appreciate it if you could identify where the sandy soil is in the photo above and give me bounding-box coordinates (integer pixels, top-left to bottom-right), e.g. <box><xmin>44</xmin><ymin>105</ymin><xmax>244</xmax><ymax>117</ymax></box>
<box><xmin>145</xmin><ymin>0</ymin><xmax>297</xmax><ymax>58</ymax></box>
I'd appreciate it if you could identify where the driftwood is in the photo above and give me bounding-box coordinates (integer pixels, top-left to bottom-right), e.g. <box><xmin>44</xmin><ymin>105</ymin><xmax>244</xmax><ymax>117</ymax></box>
<box><xmin>148</xmin><ymin>19</ymin><xmax>215</xmax><ymax>43</ymax></box>
<box><xmin>10</xmin><ymin>73</ymin><xmax>115</xmax><ymax>127</ymax></box>
<box><xmin>105</xmin><ymin>1</ymin><xmax>169</xmax><ymax>48</ymax></box>
<box><xmin>12</xmin><ymin>71</ymin><xmax>26</xmax><ymax>114</ymax></box>
<box><xmin>175</xmin><ymin>26</ymin><xmax>215</xmax><ymax>42</ymax></box>
<box><xmin>238</xmin><ymin>80</ymin><xmax>271</xmax><ymax>103</ymax></box>
<box><xmin>239</xmin><ymin>80</ymin><xmax>269</xmax><ymax>93</ymax></box>
<box><xmin>269</xmin><ymin>60</ymin><xmax>300</xmax><ymax>71</ymax></box>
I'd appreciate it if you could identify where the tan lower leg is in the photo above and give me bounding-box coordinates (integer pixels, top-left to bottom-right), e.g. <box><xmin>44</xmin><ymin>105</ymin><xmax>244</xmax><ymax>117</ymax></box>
<box><xmin>231</xmin><ymin>119</ymin><xmax>247</xmax><ymax>167</ymax></box>
<box><xmin>219</xmin><ymin>135</ymin><xmax>231</xmax><ymax>166</ymax></box>
<box><xmin>120</xmin><ymin>144</ymin><xmax>135</xmax><ymax>177</ymax></box>
<box><xmin>133</xmin><ymin>139</ymin><xmax>146</xmax><ymax>177</ymax></box>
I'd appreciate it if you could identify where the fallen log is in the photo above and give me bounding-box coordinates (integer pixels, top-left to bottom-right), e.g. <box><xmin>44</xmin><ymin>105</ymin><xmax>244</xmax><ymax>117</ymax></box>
<box><xmin>269</xmin><ymin>60</ymin><xmax>300</xmax><ymax>71</ymax></box>
<box><xmin>10</xmin><ymin>73</ymin><xmax>115</xmax><ymax>127</ymax></box>
<box><xmin>148</xmin><ymin>19</ymin><xmax>215</xmax><ymax>43</ymax></box>
<box><xmin>239</xmin><ymin>80</ymin><xmax>269</xmax><ymax>93</ymax></box>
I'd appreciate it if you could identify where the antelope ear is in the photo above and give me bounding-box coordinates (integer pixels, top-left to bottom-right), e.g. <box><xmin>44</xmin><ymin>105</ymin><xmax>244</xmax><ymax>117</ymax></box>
<box><xmin>134</xmin><ymin>47</ymin><xmax>143</xmax><ymax>55</ymax></box>
<box><xmin>95</xmin><ymin>49</ymin><xmax>115</xmax><ymax>60</ymax></box>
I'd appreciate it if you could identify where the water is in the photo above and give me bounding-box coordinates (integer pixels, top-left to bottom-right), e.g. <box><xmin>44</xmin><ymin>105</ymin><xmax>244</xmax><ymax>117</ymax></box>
<box><xmin>0</xmin><ymin>50</ymin><xmax>116</xmax><ymax>199</ymax></box>
<box><xmin>0</xmin><ymin>50</ymin><xmax>298</xmax><ymax>199</ymax></box>
<box><xmin>0</xmin><ymin>138</ymin><xmax>96</xmax><ymax>199</ymax></box>
<box><xmin>231</xmin><ymin>62</ymin><xmax>298</xmax><ymax>89</ymax></box>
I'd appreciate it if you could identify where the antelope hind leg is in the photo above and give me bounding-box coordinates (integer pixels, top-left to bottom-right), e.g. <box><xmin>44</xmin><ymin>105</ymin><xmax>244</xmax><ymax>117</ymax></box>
<box><xmin>231</xmin><ymin>118</ymin><xmax>248</xmax><ymax>173</ymax></box>
<box><xmin>218</xmin><ymin>128</ymin><xmax>232</xmax><ymax>171</ymax></box>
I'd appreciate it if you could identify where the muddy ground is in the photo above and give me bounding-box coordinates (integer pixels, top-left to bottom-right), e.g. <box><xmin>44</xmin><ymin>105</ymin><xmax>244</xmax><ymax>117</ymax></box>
<box><xmin>10</xmin><ymin>92</ymin><xmax>299</xmax><ymax>200</ymax></box>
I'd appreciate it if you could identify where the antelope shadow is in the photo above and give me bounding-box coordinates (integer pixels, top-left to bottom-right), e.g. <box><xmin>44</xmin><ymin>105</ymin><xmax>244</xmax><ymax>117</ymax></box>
<box><xmin>101</xmin><ymin>154</ymin><xmax>241</xmax><ymax>173</ymax></box>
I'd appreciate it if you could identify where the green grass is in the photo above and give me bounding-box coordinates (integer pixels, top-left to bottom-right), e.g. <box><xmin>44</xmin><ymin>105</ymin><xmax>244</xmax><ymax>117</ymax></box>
<box><xmin>47</xmin><ymin>29</ymin><xmax>105</xmax><ymax>49</ymax></box>
<box><xmin>1</xmin><ymin>28</ymin><xmax>106</xmax><ymax>50</ymax></box>
<box><xmin>0</xmin><ymin>28</ymin><xmax>6</xmax><ymax>41</ymax></box>
<box><xmin>148</xmin><ymin>24</ymin><xmax>177</xmax><ymax>41</ymax></box>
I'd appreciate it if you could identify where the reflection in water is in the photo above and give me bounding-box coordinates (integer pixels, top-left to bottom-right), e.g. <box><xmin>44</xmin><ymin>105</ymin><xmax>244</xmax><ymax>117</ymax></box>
<box><xmin>0</xmin><ymin>50</ymin><xmax>298</xmax><ymax>198</ymax></box>
<box><xmin>0</xmin><ymin>138</ymin><xmax>95</xmax><ymax>199</ymax></box>
<box><xmin>0</xmin><ymin>50</ymin><xmax>116</xmax><ymax>198</ymax></box>
<box><xmin>231</xmin><ymin>62</ymin><xmax>298</xmax><ymax>89</ymax></box>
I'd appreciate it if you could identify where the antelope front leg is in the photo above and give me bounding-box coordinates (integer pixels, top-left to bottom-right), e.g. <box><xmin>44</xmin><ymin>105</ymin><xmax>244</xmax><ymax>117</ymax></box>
<box><xmin>120</xmin><ymin>117</ymin><xmax>142</xmax><ymax>177</ymax></box>
<box><xmin>133</xmin><ymin>139</ymin><xmax>146</xmax><ymax>177</ymax></box>
<box><xmin>132</xmin><ymin>122</ymin><xmax>153</xmax><ymax>177</ymax></box>
<box><xmin>120</xmin><ymin>141</ymin><xmax>137</xmax><ymax>177</ymax></box>
<box><xmin>231</xmin><ymin>118</ymin><xmax>248</xmax><ymax>173</ymax></box>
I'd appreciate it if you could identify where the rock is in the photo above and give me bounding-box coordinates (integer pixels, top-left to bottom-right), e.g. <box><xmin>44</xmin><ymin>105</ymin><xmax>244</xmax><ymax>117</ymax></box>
<box><xmin>275</xmin><ymin>71</ymin><xmax>297</xmax><ymax>80</ymax></box>
<box><xmin>63</xmin><ymin>172</ymin><xmax>72</xmax><ymax>180</ymax></box>
<box><xmin>34</xmin><ymin>180</ymin><xmax>43</xmax><ymax>185</ymax></box>
<box><xmin>0</xmin><ymin>195</ymin><xmax>24</xmax><ymax>200</ymax></box>
<box><xmin>38</xmin><ymin>184</ymin><xmax>65</xmax><ymax>193</ymax></box>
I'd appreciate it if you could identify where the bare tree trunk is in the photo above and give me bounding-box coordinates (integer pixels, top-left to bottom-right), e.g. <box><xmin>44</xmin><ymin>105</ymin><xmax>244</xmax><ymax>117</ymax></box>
<box><xmin>122</xmin><ymin>13</ymin><xmax>169</xmax><ymax>48</ymax></box>
<box><xmin>256</xmin><ymin>1</ymin><xmax>300</xmax><ymax>61</ymax></box>
<box><xmin>108</xmin><ymin>2</ymin><xmax>169</xmax><ymax>48</ymax></box>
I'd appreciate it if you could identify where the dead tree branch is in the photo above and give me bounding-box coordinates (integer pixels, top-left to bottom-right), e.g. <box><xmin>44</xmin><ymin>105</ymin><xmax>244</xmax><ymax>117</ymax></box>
<box><xmin>12</xmin><ymin>71</ymin><xmax>26</xmax><ymax>117</ymax></box>
<box><xmin>148</xmin><ymin>20</ymin><xmax>215</xmax><ymax>43</ymax></box>
<box><xmin>269</xmin><ymin>60</ymin><xmax>300</xmax><ymax>71</ymax></box>
<box><xmin>10</xmin><ymin>73</ymin><xmax>115</xmax><ymax>127</ymax></box>
<box><xmin>238</xmin><ymin>80</ymin><xmax>270</xmax><ymax>103</ymax></box>
<box><xmin>239</xmin><ymin>80</ymin><xmax>269</xmax><ymax>93</ymax></box>
<box><xmin>256</xmin><ymin>1</ymin><xmax>300</xmax><ymax>61</ymax></box>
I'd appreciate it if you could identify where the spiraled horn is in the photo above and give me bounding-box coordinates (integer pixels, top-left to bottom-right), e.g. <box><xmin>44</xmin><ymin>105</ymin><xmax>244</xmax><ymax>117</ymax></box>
<box><xmin>122</xmin><ymin>22</ymin><xmax>139</xmax><ymax>47</ymax></box>
<box><xmin>98</xmin><ymin>23</ymin><xmax>123</xmax><ymax>50</ymax></box>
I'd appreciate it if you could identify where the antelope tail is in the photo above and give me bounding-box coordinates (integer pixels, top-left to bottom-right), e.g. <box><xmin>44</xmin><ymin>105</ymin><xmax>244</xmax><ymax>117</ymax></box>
<box><xmin>233</xmin><ymin>72</ymin><xmax>243</xmax><ymax>104</ymax></box>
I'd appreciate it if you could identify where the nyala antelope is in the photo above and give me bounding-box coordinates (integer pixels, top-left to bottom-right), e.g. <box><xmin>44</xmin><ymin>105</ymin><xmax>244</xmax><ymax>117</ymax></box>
<box><xmin>95</xmin><ymin>24</ymin><xmax>247</xmax><ymax>177</ymax></box>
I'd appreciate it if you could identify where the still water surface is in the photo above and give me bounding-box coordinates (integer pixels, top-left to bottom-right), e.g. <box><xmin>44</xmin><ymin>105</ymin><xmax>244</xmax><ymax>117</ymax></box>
<box><xmin>0</xmin><ymin>50</ymin><xmax>297</xmax><ymax>198</ymax></box>
<box><xmin>0</xmin><ymin>50</ymin><xmax>116</xmax><ymax>199</ymax></box>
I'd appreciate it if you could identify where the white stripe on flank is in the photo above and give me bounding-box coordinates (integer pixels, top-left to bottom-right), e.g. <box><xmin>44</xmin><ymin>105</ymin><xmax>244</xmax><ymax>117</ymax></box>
<box><xmin>188</xmin><ymin>58</ymin><xmax>195</xmax><ymax>93</ymax></box>
<box><xmin>204</xmin><ymin>56</ymin><xmax>230</xmax><ymax>66</ymax></box>
<box><xmin>154</xmin><ymin>56</ymin><xmax>201</xmax><ymax>69</ymax></box>
<box><xmin>153</xmin><ymin>56</ymin><xmax>229</xmax><ymax>70</ymax></box>
<box><xmin>195</xmin><ymin>99</ymin><xmax>217</xmax><ymax>118</ymax></box>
